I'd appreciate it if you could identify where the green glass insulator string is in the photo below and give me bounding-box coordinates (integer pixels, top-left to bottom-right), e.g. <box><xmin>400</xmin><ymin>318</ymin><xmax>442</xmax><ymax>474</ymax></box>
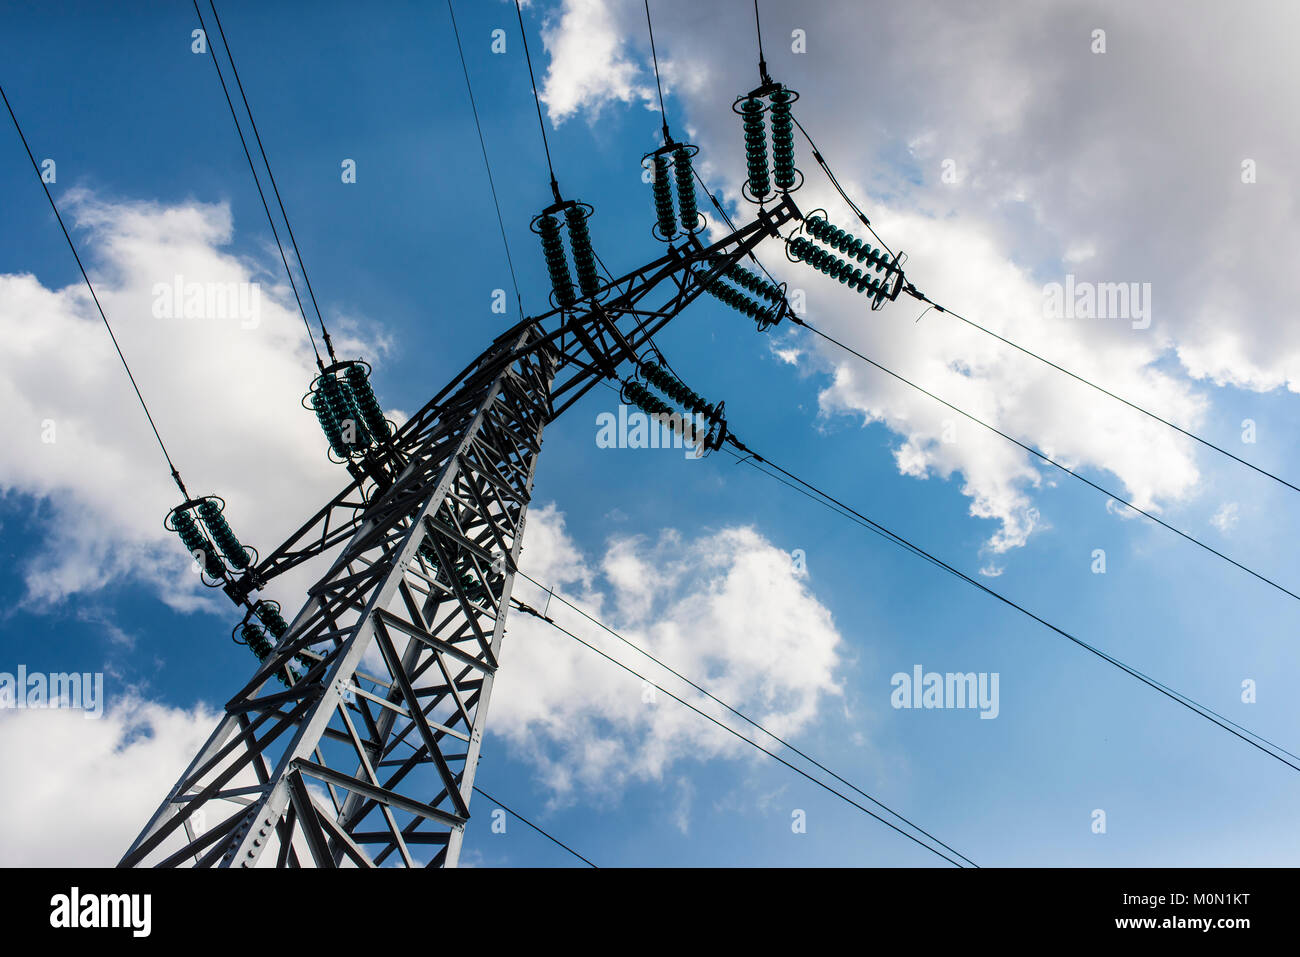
<box><xmin>344</xmin><ymin>363</ymin><xmax>390</xmax><ymax>444</ymax></box>
<box><xmin>313</xmin><ymin>373</ymin><xmax>361</xmax><ymax>457</ymax></box>
<box><xmin>537</xmin><ymin>214</ymin><xmax>576</xmax><ymax>307</ymax></box>
<box><xmin>806</xmin><ymin>215</ymin><xmax>891</xmax><ymax>271</ymax></box>
<box><xmin>172</xmin><ymin>508</ymin><xmax>226</xmax><ymax>578</ymax></box>
<box><xmin>242</xmin><ymin>622</ymin><xmax>274</xmax><ymax>660</ymax></box>
<box><xmin>337</xmin><ymin>374</ymin><xmax>373</xmax><ymax>448</ymax></box>
<box><xmin>641</xmin><ymin>361</ymin><xmax>716</xmax><ymax>421</ymax></box>
<box><xmin>254</xmin><ymin>599</ymin><xmax>289</xmax><ymax>639</ymax></box>
<box><xmin>742</xmin><ymin>97</ymin><xmax>770</xmax><ymax>200</ymax></box>
<box><xmin>652</xmin><ymin>154</ymin><xmax>677</xmax><ymax>238</ymax></box>
<box><xmin>624</xmin><ymin>380</ymin><xmax>678</xmax><ymax>421</ymax></box>
<box><xmin>703</xmin><ymin>274</ymin><xmax>766</xmax><ymax>321</ymax></box>
<box><xmin>245</xmin><ymin>601</ymin><xmax>299</xmax><ymax>686</ymax></box>
<box><xmin>710</xmin><ymin>256</ymin><xmax>784</xmax><ymax>304</ymax></box>
<box><xmin>625</xmin><ymin>378</ymin><xmax>715</xmax><ymax>451</ymax></box>
<box><xmin>770</xmin><ymin>88</ymin><xmax>796</xmax><ymax>191</ymax></box>
<box><xmin>789</xmin><ymin>236</ymin><xmax>887</xmax><ymax>297</ymax></box>
<box><xmin>672</xmin><ymin>146</ymin><xmax>698</xmax><ymax>229</ymax></box>
<box><xmin>197</xmin><ymin>498</ymin><xmax>250</xmax><ymax>570</ymax></box>
<box><xmin>565</xmin><ymin>205</ymin><xmax>601</xmax><ymax>299</ymax></box>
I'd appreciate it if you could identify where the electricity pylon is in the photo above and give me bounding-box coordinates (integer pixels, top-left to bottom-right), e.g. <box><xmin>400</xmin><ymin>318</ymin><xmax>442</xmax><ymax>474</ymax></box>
<box><xmin>120</xmin><ymin>196</ymin><xmax>801</xmax><ymax>868</ymax></box>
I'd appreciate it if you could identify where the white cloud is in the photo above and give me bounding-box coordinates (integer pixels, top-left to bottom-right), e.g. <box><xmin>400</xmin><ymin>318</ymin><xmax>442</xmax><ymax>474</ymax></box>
<box><xmin>671</xmin><ymin>775</ymin><xmax>694</xmax><ymax>834</ymax></box>
<box><xmin>531</xmin><ymin>0</ymin><xmax>1300</xmax><ymax>555</ymax></box>
<box><xmin>0</xmin><ymin>696</ymin><xmax>219</xmax><ymax>866</ymax></box>
<box><xmin>491</xmin><ymin>504</ymin><xmax>845</xmax><ymax>805</ymax></box>
<box><xmin>0</xmin><ymin>505</ymin><xmax>845</xmax><ymax>861</ymax></box>
<box><xmin>0</xmin><ymin>192</ymin><xmax>392</xmax><ymax>612</ymax></box>
<box><xmin>1211</xmin><ymin>502</ymin><xmax>1240</xmax><ymax>534</ymax></box>
<box><xmin>538</xmin><ymin>0</ymin><xmax>657</xmax><ymax>124</ymax></box>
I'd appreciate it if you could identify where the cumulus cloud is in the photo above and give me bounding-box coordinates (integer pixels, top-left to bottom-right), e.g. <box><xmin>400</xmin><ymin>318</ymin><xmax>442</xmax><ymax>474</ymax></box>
<box><xmin>532</xmin><ymin>0</ymin><xmax>1300</xmax><ymax>553</ymax></box>
<box><xmin>0</xmin><ymin>505</ymin><xmax>847</xmax><ymax>862</ymax></box>
<box><xmin>1211</xmin><ymin>502</ymin><xmax>1240</xmax><ymax>534</ymax></box>
<box><xmin>0</xmin><ymin>192</ymin><xmax>391</xmax><ymax>612</ymax></box>
<box><xmin>0</xmin><ymin>696</ymin><xmax>219</xmax><ymax>866</ymax></box>
<box><xmin>538</xmin><ymin>0</ymin><xmax>657</xmax><ymax>123</ymax></box>
<box><xmin>491</xmin><ymin>504</ymin><xmax>845</xmax><ymax>805</ymax></box>
<box><xmin>0</xmin><ymin>194</ymin><xmax>849</xmax><ymax>851</ymax></box>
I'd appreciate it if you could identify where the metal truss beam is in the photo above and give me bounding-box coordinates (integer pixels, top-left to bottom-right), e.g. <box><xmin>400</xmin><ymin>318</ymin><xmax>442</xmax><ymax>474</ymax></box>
<box><xmin>124</xmin><ymin>196</ymin><xmax>799</xmax><ymax>868</ymax></box>
<box><xmin>240</xmin><ymin>195</ymin><xmax>799</xmax><ymax>592</ymax></box>
<box><xmin>122</xmin><ymin>327</ymin><xmax>554</xmax><ymax>868</ymax></box>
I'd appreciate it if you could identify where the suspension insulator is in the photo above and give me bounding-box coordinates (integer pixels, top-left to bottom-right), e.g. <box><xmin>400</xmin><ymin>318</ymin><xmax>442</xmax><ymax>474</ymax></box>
<box><xmin>456</xmin><ymin>565</ymin><xmax>487</xmax><ymax>602</ymax></box>
<box><xmin>236</xmin><ymin>601</ymin><xmax>299</xmax><ymax>685</ymax></box>
<box><xmin>253</xmin><ymin>599</ymin><xmax>289</xmax><ymax>639</ymax></box>
<box><xmin>626</xmin><ymin>379</ymin><xmax>720</xmax><ymax>453</ymax></box>
<box><xmin>703</xmin><ymin>274</ymin><xmax>766</xmax><ymax>322</ymax></box>
<box><xmin>769</xmin><ymin>87</ymin><xmax>796</xmax><ymax>192</ymax></box>
<box><xmin>242</xmin><ymin>622</ymin><xmax>274</xmax><ymax>660</ymax></box>
<box><xmin>196</xmin><ymin>498</ymin><xmax>250</xmax><ymax>571</ymax></box>
<box><xmin>805</xmin><ymin>215</ymin><xmax>892</xmax><ymax>271</ymax></box>
<box><xmin>537</xmin><ymin>214</ymin><xmax>576</xmax><ymax>307</ymax></box>
<box><xmin>789</xmin><ymin>236</ymin><xmax>886</xmax><ymax>297</ymax></box>
<box><xmin>172</xmin><ymin>507</ymin><xmax>226</xmax><ymax>578</ymax></box>
<box><xmin>242</xmin><ymin>620</ymin><xmax>296</xmax><ymax>685</ymax></box>
<box><xmin>624</xmin><ymin>380</ymin><xmax>679</xmax><ymax>422</ymax></box>
<box><xmin>416</xmin><ymin>539</ymin><xmax>482</xmax><ymax>601</ymax></box>
<box><xmin>641</xmin><ymin>361</ymin><xmax>717</xmax><ymax>422</ymax></box>
<box><xmin>311</xmin><ymin>387</ymin><xmax>347</xmax><ymax>458</ymax></box>
<box><xmin>672</xmin><ymin>146</ymin><xmax>699</xmax><ymax>230</ymax></box>
<box><xmin>711</xmin><ymin>256</ymin><xmax>785</xmax><ymax>305</ymax></box>
<box><xmin>564</xmin><ymin>205</ymin><xmax>601</xmax><ymax>300</ymax></box>
<box><xmin>741</xmin><ymin>97</ymin><xmax>770</xmax><ymax>201</ymax></box>
<box><xmin>338</xmin><ymin>375</ymin><xmax>374</xmax><ymax>448</ymax></box>
<box><xmin>312</xmin><ymin>372</ymin><xmax>365</xmax><ymax>458</ymax></box>
<box><xmin>344</xmin><ymin>363</ymin><xmax>390</xmax><ymax>445</ymax></box>
<box><xmin>652</xmin><ymin>154</ymin><xmax>677</xmax><ymax>239</ymax></box>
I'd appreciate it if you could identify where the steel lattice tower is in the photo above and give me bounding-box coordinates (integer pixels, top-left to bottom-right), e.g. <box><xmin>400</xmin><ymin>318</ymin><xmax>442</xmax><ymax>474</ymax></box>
<box><xmin>121</xmin><ymin>197</ymin><xmax>800</xmax><ymax>868</ymax></box>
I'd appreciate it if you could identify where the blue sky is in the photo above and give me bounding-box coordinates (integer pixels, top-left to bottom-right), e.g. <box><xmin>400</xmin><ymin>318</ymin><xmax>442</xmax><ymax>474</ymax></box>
<box><xmin>1</xmin><ymin>0</ymin><xmax>1299</xmax><ymax>867</ymax></box>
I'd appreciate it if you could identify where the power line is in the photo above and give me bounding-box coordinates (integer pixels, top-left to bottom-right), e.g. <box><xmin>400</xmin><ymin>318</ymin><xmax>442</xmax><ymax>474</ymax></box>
<box><xmin>691</xmin><ymin>164</ymin><xmax>1300</xmax><ymax>694</ymax></box>
<box><xmin>903</xmin><ymin>284</ymin><xmax>1300</xmax><ymax>497</ymax></box>
<box><xmin>471</xmin><ymin>785</ymin><xmax>598</xmax><ymax>867</ymax></box>
<box><xmin>791</xmin><ymin>315</ymin><xmax>1300</xmax><ymax>605</ymax></box>
<box><xmin>717</xmin><ymin>441</ymin><xmax>957</xmax><ymax>575</ymax></box>
<box><xmin>206</xmin><ymin>0</ymin><xmax>336</xmax><ymax>364</ymax></box>
<box><xmin>191</xmin><ymin>0</ymin><xmax>324</xmax><ymax>368</ymax></box>
<box><xmin>386</xmin><ymin>732</ymin><xmax>598</xmax><ymax>866</ymax></box>
<box><xmin>511</xmin><ymin>598</ymin><xmax>972</xmax><ymax>867</ymax></box>
<box><xmin>512</xmin><ymin>567</ymin><xmax>979</xmax><ymax>867</ymax></box>
<box><xmin>594</xmin><ymin>374</ymin><xmax>1300</xmax><ymax>788</ymax></box>
<box><xmin>720</xmin><ymin>434</ymin><xmax>1300</xmax><ymax>776</ymax></box>
<box><xmin>643</xmin><ymin>0</ymin><xmax>670</xmax><ymax>139</ymax></box>
<box><xmin>788</xmin><ymin>115</ymin><xmax>1300</xmax><ymax>497</ymax></box>
<box><xmin>446</xmin><ymin>0</ymin><xmax>525</xmax><ymax>319</ymax></box>
<box><xmin>725</xmin><ymin>441</ymin><xmax>1300</xmax><ymax>770</ymax></box>
<box><xmin>691</xmin><ymin>165</ymin><xmax>785</xmax><ymax>288</ymax></box>
<box><xmin>1</xmin><ymin>81</ymin><xmax>190</xmax><ymax>498</ymax></box>
<box><xmin>790</xmin><ymin>113</ymin><xmax>895</xmax><ymax>257</ymax></box>
<box><xmin>752</xmin><ymin>0</ymin><xmax>769</xmax><ymax>84</ymax></box>
<box><xmin>513</xmin><ymin>0</ymin><xmax>559</xmax><ymax>200</ymax></box>
<box><xmin>592</xmin><ymin>376</ymin><xmax>937</xmax><ymax>569</ymax></box>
